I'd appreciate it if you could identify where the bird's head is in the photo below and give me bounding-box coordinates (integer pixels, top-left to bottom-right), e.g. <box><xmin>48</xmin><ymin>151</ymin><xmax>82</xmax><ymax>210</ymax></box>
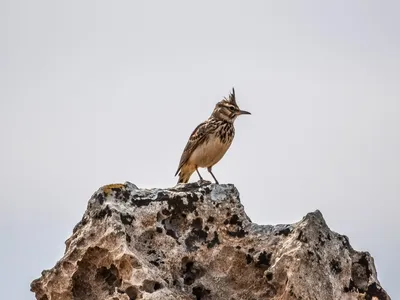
<box><xmin>211</xmin><ymin>88</ymin><xmax>251</xmax><ymax>122</ymax></box>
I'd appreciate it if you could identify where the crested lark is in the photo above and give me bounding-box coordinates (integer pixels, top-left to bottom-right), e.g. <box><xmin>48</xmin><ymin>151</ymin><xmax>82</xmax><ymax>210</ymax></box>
<box><xmin>175</xmin><ymin>88</ymin><xmax>251</xmax><ymax>184</ymax></box>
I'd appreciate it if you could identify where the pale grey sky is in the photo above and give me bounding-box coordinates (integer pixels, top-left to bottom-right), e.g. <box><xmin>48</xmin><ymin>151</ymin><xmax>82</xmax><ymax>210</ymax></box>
<box><xmin>1</xmin><ymin>1</ymin><xmax>399</xmax><ymax>299</ymax></box>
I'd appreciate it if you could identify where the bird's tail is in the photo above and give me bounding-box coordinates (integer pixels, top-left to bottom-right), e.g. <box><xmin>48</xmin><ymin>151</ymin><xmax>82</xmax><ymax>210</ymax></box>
<box><xmin>176</xmin><ymin>165</ymin><xmax>195</xmax><ymax>184</ymax></box>
<box><xmin>177</xmin><ymin>171</ymin><xmax>190</xmax><ymax>184</ymax></box>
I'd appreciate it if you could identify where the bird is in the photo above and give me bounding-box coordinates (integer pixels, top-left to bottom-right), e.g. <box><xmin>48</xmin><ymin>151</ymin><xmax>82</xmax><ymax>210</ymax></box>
<box><xmin>175</xmin><ymin>88</ymin><xmax>251</xmax><ymax>184</ymax></box>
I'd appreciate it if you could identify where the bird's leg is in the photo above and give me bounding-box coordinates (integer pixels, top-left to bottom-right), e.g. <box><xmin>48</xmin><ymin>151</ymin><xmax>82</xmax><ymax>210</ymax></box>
<box><xmin>195</xmin><ymin>167</ymin><xmax>204</xmax><ymax>182</ymax></box>
<box><xmin>207</xmin><ymin>167</ymin><xmax>219</xmax><ymax>184</ymax></box>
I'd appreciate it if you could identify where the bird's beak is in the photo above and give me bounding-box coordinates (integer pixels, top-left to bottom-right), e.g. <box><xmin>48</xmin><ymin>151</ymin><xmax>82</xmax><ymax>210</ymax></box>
<box><xmin>238</xmin><ymin>110</ymin><xmax>251</xmax><ymax>115</ymax></box>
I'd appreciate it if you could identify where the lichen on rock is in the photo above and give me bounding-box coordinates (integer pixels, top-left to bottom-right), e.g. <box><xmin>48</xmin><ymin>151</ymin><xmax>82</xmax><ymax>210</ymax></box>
<box><xmin>31</xmin><ymin>181</ymin><xmax>390</xmax><ymax>300</ymax></box>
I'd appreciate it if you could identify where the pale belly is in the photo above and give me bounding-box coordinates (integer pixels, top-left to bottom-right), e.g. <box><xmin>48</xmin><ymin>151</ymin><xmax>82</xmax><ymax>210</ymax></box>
<box><xmin>188</xmin><ymin>135</ymin><xmax>232</xmax><ymax>168</ymax></box>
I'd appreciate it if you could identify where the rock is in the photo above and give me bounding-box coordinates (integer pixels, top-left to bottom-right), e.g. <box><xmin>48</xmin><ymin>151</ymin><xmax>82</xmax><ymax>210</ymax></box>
<box><xmin>31</xmin><ymin>181</ymin><xmax>390</xmax><ymax>300</ymax></box>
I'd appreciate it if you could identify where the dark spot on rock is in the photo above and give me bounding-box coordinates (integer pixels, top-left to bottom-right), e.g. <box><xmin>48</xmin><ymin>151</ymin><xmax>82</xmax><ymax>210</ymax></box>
<box><xmin>126</xmin><ymin>234</ymin><xmax>131</xmax><ymax>243</ymax></box>
<box><xmin>167</xmin><ymin>192</ymin><xmax>198</xmax><ymax>213</ymax></box>
<box><xmin>194</xmin><ymin>229</ymin><xmax>208</xmax><ymax>239</ymax></box>
<box><xmin>73</xmin><ymin>217</ymin><xmax>88</xmax><ymax>233</ymax></box>
<box><xmin>194</xmin><ymin>210</ymin><xmax>199</xmax><ymax>216</ymax></box>
<box><xmin>96</xmin><ymin>193</ymin><xmax>105</xmax><ymax>205</ymax></box>
<box><xmin>246</xmin><ymin>254</ymin><xmax>253</xmax><ymax>264</ymax></box>
<box><xmin>344</xmin><ymin>279</ymin><xmax>356</xmax><ymax>293</ymax></box>
<box><xmin>276</xmin><ymin>227</ymin><xmax>291</xmax><ymax>236</ymax></box>
<box><xmin>358</xmin><ymin>253</ymin><xmax>372</xmax><ymax>278</ymax></box>
<box><xmin>349</xmin><ymin>253</ymin><xmax>374</xmax><ymax>294</ymax></box>
<box><xmin>183</xmin><ymin>262</ymin><xmax>195</xmax><ymax>285</ymax></box>
<box><xmin>154</xmin><ymin>282</ymin><xmax>162</xmax><ymax>291</ymax></box>
<box><xmin>111</xmin><ymin>187</ymin><xmax>122</xmax><ymax>199</ymax></box>
<box><xmin>95</xmin><ymin>264</ymin><xmax>121</xmax><ymax>289</ymax></box>
<box><xmin>202</xmin><ymin>186</ymin><xmax>212</xmax><ymax>194</ymax></box>
<box><xmin>182</xmin><ymin>260</ymin><xmax>205</xmax><ymax>286</ymax></box>
<box><xmin>81</xmin><ymin>217</ymin><xmax>88</xmax><ymax>226</ymax></box>
<box><xmin>125</xmin><ymin>286</ymin><xmax>139</xmax><ymax>300</ymax></box>
<box><xmin>207</xmin><ymin>216</ymin><xmax>214</xmax><ymax>223</ymax></box>
<box><xmin>156</xmin><ymin>227</ymin><xmax>163</xmax><ymax>233</ymax></box>
<box><xmin>204</xmin><ymin>226</ymin><xmax>209</xmax><ymax>231</ymax></box>
<box><xmin>192</xmin><ymin>286</ymin><xmax>211</xmax><ymax>300</ymax></box>
<box><xmin>120</xmin><ymin>213</ymin><xmax>134</xmax><ymax>225</ymax></box>
<box><xmin>207</xmin><ymin>232</ymin><xmax>220</xmax><ymax>248</ymax></box>
<box><xmin>162</xmin><ymin>209</ymin><xmax>171</xmax><ymax>216</ymax></box>
<box><xmin>255</xmin><ymin>251</ymin><xmax>271</xmax><ymax>268</ymax></box>
<box><xmin>265</xmin><ymin>272</ymin><xmax>273</xmax><ymax>281</ymax></box>
<box><xmin>166</xmin><ymin>229</ymin><xmax>178</xmax><ymax>240</ymax></box>
<box><xmin>318</xmin><ymin>233</ymin><xmax>326</xmax><ymax>246</ymax></box>
<box><xmin>248</xmin><ymin>248</ymin><xmax>255</xmax><ymax>253</ymax></box>
<box><xmin>122</xmin><ymin>190</ymin><xmax>130</xmax><ymax>200</ymax></box>
<box><xmin>226</xmin><ymin>212</ymin><xmax>231</xmax><ymax>217</ymax></box>
<box><xmin>341</xmin><ymin>235</ymin><xmax>351</xmax><ymax>249</ymax></box>
<box><xmin>330</xmin><ymin>260</ymin><xmax>342</xmax><ymax>274</ymax></box>
<box><xmin>156</xmin><ymin>212</ymin><xmax>164</xmax><ymax>222</ymax></box>
<box><xmin>315</xmin><ymin>252</ymin><xmax>322</xmax><ymax>262</ymax></box>
<box><xmin>162</xmin><ymin>213</ymin><xmax>187</xmax><ymax>240</ymax></box>
<box><xmin>223</xmin><ymin>219</ymin><xmax>229</xmax><ymax>225</ymax></box>
<box><xmin>229</xmin><ymin>214</ymin><xmax>242</xmax><ymax>226</ymax></box>
<box><xmin>236</xmin><ymin>246</ymin><xmax>241</xmax><ymax>250</ymax></box>
<box><xmin>147</xmin><ymin>250</ymin><xmax>156</xmax><ymax>255</ymax></box>
<box><xmin>185</xmin><ymin>228</ymin><xmax>208</xmax><ymax>251</ymax></box>
<box><xmin>142</xmin><ymin>280</ymin><xmax>162</xmax><ymax>293</ymax></box>
<box><xmin>131</xmin><ymin>198</ymin><xmax>151</xmax><ymax>207</ymax></box>
<box><xmin>185</xmin><ymin>235</ymin><xmax>199</xmax><ymax>251</ymax></box>
<box><xmin>94</xmin><ymin>205</ymin><xmax>112</xmax><ymax>219</ymax></box>
<box><xmin>191</xmin><ymin>218</ymin><xmax>203</xmax><ymax>230</ymax></box>
<box><xmin>307</xmin><ymin>250</ymin><xmax>314</xmax><ymax>256</ymax></box>
<box><xmin>227</xmin><ymin>229</ymin><xmax>247</xmax><ymax>238</ymax></box>
<box><xmin>297</xmin><ymin>230</ymin><xmax>307</xmax><ymax>243</ymax></box>
<box><xmin>182</xmin><ymin>213</ymin><xmax>187</xmax><ymax>218</ymax></box>
<box><xmin>149</xmin><ymin>260</ymin><xmax>160</xmax><ymax>267</ymax></box>
<box><xmin>365</xmin><ymin>282</ymin><xmax>387</xmax><ymax>300</ymax></box>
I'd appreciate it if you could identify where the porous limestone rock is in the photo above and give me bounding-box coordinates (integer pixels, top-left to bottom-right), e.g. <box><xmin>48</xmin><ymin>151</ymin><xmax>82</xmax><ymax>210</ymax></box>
<box><xmin>31</xmin><ymin>181</ymin><xmax>390</xmax><ymax>300</ymax></box>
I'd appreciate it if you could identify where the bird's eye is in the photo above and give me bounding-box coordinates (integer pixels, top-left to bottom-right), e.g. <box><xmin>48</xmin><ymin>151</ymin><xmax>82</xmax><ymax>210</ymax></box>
<box><xmin>229</xmin><ymin>107</ymin><xmax>235</xmax><ymax>111</ymax></box>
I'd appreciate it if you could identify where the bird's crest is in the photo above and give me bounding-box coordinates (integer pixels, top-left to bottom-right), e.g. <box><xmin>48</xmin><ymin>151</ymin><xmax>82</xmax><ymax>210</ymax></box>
<box><xmin>224</xmin><ymin>88</ymin><xmax>237</xmax><ymax>107</ymax></box>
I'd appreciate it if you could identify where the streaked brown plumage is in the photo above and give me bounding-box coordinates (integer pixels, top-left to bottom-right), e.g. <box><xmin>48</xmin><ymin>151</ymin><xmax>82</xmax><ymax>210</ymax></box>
<box><xmin>175</xmin><ymin>88</ymin><xmax>251</xmax><ymax>184</ymax></box>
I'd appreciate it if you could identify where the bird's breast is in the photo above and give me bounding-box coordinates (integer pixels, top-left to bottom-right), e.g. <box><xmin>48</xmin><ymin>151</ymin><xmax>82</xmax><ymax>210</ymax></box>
<box><xmin>189</xmin><ymin>131</ymin><xmax>234</xmax><ymax>168</ymax></box>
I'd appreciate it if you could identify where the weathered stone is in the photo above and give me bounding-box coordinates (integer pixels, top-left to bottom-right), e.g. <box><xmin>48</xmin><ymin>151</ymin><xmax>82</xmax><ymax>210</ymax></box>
<box><xmin>31</xmin><ymin>181</ymin><xmax>390</xmax><ymax>300</ymax></box>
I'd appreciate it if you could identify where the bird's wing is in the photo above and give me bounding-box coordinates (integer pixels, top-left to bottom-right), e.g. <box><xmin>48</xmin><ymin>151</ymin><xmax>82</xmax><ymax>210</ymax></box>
<box><xmin>175</xmin><ymin>120</ymin><xmax>214</xmax><ymax>176</ymax></box>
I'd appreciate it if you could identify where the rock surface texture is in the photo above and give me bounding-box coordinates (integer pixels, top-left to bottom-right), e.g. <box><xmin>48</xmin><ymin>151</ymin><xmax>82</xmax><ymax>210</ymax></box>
<box><xmin>31</xmin><ymin>182</ymin><xmax>390</xmax><ymax>300</ymax></box>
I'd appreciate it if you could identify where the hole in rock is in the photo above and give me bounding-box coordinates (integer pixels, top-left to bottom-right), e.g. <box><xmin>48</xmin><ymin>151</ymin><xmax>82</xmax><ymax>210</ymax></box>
<box><xmin>142</xmin><ymin>279</ymin><xmax>162</xmax><ymax>293</ymax></box>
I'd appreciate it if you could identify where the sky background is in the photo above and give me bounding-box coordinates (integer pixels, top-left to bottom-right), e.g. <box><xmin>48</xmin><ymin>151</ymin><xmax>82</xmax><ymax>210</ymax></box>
<box><xmin>1</xmin><ymin>1</ymin><xmax>399</xmax><ymax>299</ymax></box>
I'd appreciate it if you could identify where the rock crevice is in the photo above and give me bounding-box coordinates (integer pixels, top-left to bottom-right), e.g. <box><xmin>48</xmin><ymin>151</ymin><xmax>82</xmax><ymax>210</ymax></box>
<box><xmin>31</xmin><ymin>181</ymin><xmax>390</xmax><ymax>300</ymax></box>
